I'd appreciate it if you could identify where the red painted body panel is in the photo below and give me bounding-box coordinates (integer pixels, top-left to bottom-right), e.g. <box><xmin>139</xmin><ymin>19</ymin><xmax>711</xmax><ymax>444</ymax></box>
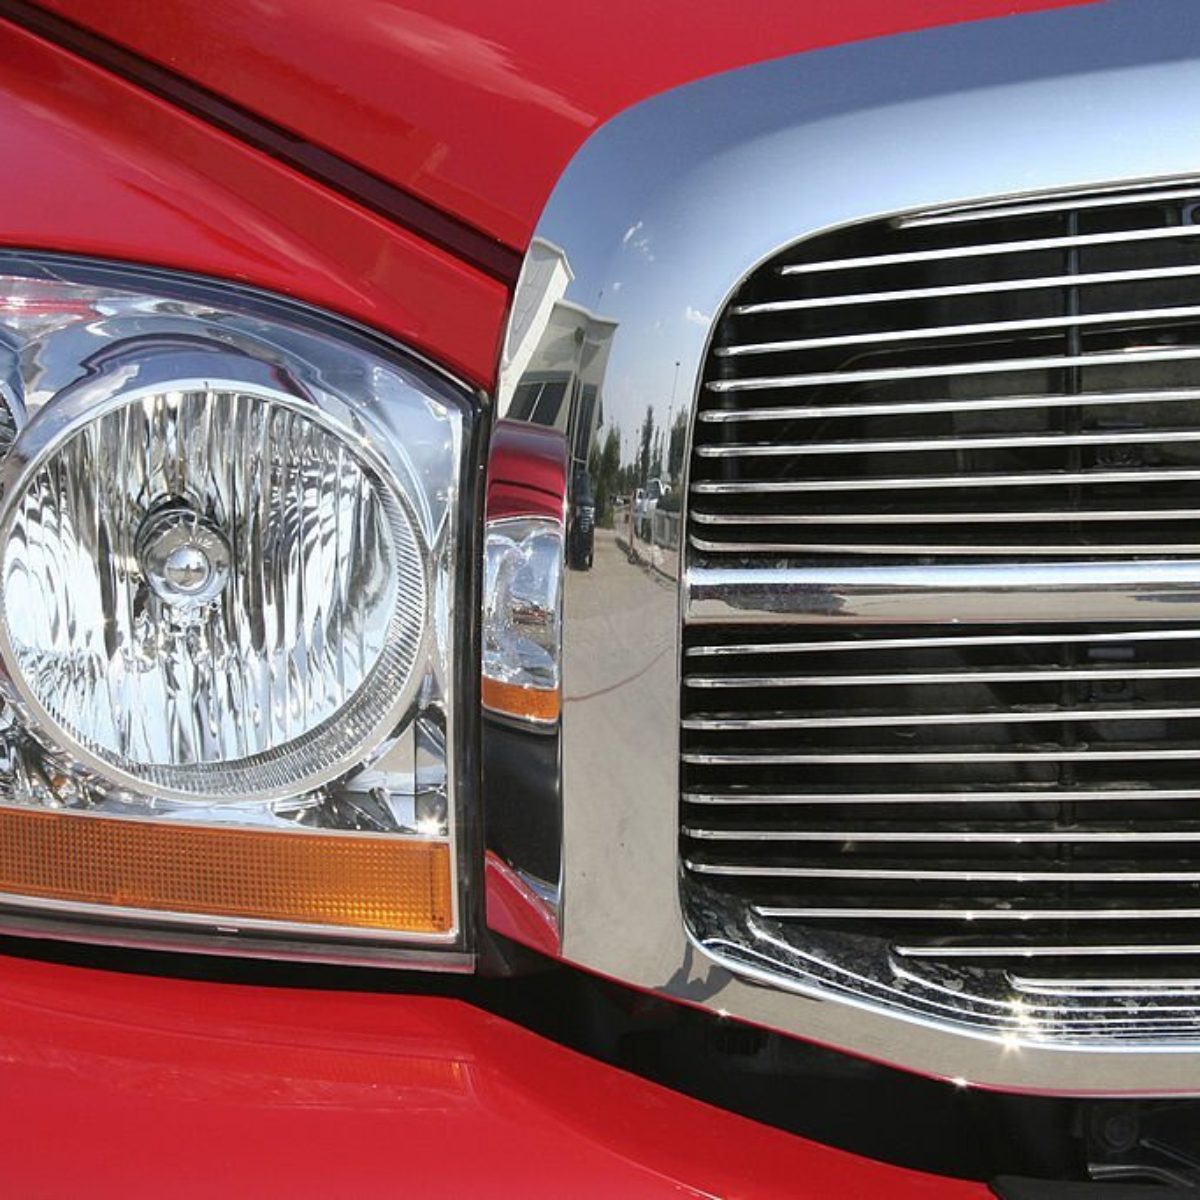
<box><xmin>484</xmin><ymin>851</ymin><xmax>560</xmax><ymax>956</ymax></box>
<box><xmin>0</xmin><ymin>18</ymin><xmax>507</xmax><ymax>387</ymax></box>
<box><xmin>36</xmin><ymin>0</ymin><xmax>1095</xmax><ymax>251</ymax></box>
<box><xmin>0</xmin><ymin>953</ymin><xmax>987</xmax><ymax>1199</ymax></box>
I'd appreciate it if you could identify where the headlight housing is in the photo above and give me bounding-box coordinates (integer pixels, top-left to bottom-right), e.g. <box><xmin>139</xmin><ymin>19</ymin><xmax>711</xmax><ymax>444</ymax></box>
<box><xmin>0</xmin><ymin>255</ymin><xmax>475</xmax><ymax>963</ymax></box>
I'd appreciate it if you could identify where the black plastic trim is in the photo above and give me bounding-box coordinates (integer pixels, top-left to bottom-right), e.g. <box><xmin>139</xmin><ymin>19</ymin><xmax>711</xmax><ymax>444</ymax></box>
<box><xmin>993</xmin><ymin>1177</ymin><xmax>1184</xmax><ymax>1199</ymax></box>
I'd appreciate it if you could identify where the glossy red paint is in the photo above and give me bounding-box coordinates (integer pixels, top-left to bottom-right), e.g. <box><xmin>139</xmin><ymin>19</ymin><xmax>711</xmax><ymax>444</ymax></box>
<box><xmin>0</xmin><ymin>18</ymin><xmax>507</xmax><ymax>387</ymax></box>
<box><xmin>33</xmin><ymin>0</ymin><xmax>1098</xmax><ymax>251</ymax></box>
<box><xmin>486</xmin><ymin>419</ymin><xmax>570</xmax><ymax>522</ymax></box>
<box><xmin>484</xmin><ymin>850</ymin><xmax>560</xmax><ymax>956</ymax></box>
<box><xmin>0</xmin><ymin>953</ymin><xmax>988</xmax><ymax>1199</ymax></box>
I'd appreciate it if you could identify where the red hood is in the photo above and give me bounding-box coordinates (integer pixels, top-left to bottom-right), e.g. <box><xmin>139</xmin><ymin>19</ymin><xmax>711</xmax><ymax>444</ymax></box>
<box><xmin>35</xmin><ymin>0</ymin><xmax>1092</xmax><ymax>255</ymax></box>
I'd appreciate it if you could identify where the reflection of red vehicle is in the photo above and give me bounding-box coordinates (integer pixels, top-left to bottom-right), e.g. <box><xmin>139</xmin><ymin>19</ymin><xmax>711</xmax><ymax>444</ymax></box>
<box><xmin>3</xmin><ymin>1</ymin><xmax>1197</xmax><ymax>1195</ymax></box>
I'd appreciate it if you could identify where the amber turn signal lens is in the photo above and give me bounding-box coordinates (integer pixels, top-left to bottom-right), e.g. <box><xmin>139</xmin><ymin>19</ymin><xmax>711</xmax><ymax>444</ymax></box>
<box><xmin>481</xmin><ymin>676</ymin><xmax>561</xmax><ymax>723</ymax></box>
<box><xmin>0</xmin><ymin>807</ymin><xmax>453</xmax><ymax>934</ymax></box>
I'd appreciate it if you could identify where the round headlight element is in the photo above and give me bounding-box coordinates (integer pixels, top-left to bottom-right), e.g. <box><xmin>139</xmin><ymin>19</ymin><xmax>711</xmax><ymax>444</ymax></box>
<box><xmin>0</xmin><ymin>375</ymin><xmax>428</xmax><ymax>801</ymax></box>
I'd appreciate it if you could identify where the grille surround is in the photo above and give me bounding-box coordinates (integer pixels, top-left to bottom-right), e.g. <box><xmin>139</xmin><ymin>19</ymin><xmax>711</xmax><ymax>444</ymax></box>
<box><xmin>681</xmin><ymin>177</ymin><xmax>1200</xmax><ymax>1046</ymax></box>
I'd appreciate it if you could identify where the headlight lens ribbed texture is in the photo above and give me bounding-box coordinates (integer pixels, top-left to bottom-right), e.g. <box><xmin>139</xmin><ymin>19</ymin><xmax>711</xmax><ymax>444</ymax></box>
<box><xmin>0</xmin><ymin>385</ymin><xmax>428</xmax><ymax>800</ymax></box>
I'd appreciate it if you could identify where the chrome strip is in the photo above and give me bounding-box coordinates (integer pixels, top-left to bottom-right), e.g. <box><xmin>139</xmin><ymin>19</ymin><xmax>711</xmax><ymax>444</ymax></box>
<box><xmin>733</xmin><ymin>265</ymin><xmax>1200</xmax><ymax>314</ymax></box>
<box><xmin>707</xmin><ymin>347</ymin><xmax>1200</xmax><ymax>394</ymax></box>
<box><xmin>690</xmin><ymin>467</ymin><xmax>1200</xmax><ymax>494</ymax></box>
<box><xmin>682</xmin><ymin>706</ymin><xmax>1200</xmax><ymax>730</ymax></box>
<box><xmin>757</xmin><ymin>905</ymin><xmax>1200</xmax><ymax>921</ymax></box>
<box><xmin>686</xmin><ymin>628</ymin><xmax>1200</xmax><ymax>655</ymax></box>
<box><xmin>717</xmin><ymin>304</ymin><xmax>1200</xmax><ymax>358</ymax></box>
<box><xmin>690</xmin><ymin>508</ymin><xmax>1200</xmax><ymax>526</ymax></box>
<box><xmin>685</xmin><ymin>749</ymin><xmax>1200</xmax><ymax>763</ymax></box>
<box><xmin>898</xmin><ymin>182</ymin><xmax>1200</xmax><ymax>227</ymax></box>
<box><xmin>687</xmin><ymin>861</ymin><xmax>1200</xmax><ymax>882</ymax></box>
<box><xmin>685</xmin><ymin>826</ymin><xmax>1200</xmax><ymax>842</ymax></box>
<box><xmin>694</xmin><ymin>427</ymin><xmax>1200</xmax><ymax>457</ymax></box>
<box><xmin>895</xmin><ymin>944</ymin><xmax>1200</xmax><ymax>960</ymax></box>
<box><xmin>684</xmin><ymin>787</ymin><xmax>1200</xmax><ymax>804</ymax></box>
<box><xmin>689</xmin><ymin>536</ymin><xmax>1200</xmax><ymax>557</ymax></box>
<box><xmin>699</xmin><ymin>387</ymin><xmax>1200</xmax><ymax>423</ymax></box>
<box><xmin>688</xmin><ymin>561</ymin><xmax>1200</xmax><ymax>625</ymax></box>
<box><xmin>686</xmin><ymin>666</ymin><xmax>1200</xmax><ymax>686</ymax></box>
<box><xmin>777</xmin><ymin>221</ymin><xmax>1200</xmax><ymax>275</ymax></box>
<box><xmin>1010</xmin><ymin>975</ymin><xmax>1200</xmax><ymax>994</ymax></box>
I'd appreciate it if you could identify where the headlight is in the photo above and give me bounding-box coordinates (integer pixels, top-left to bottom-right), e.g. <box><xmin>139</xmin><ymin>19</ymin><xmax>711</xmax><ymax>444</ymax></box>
<box><xmin>0</xmin><ymin>256</ymin><xmax>474</xmax><ymax>962</ymax></box>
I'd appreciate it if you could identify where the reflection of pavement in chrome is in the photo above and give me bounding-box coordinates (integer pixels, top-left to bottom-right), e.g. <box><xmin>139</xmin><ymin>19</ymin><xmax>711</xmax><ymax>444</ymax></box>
<box><xmin>564</xmin><ymin>528</ymin><xmax>676</xmax><ymax>703</ymax></box>
<box><xmin>611</xmin><ymin>517</ymin><xmax>681</xmax><ymax>584</ymax></box>
<box><xmin>562</xmin><ymin>527</ymin><xmax>679</xmax><ymax>965</ymax></box>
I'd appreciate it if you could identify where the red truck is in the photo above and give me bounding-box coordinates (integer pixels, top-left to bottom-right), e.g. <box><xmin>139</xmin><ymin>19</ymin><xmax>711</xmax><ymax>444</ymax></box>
<box><xmin>3</xmin><ymin>1</ymin><xmax>1200</xmax><ymax>1195</ymax></box>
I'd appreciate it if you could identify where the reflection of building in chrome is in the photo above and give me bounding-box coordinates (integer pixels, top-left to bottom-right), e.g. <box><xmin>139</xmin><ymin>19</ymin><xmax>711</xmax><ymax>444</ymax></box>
<box><xmin>501</xmin><ymin>239</ymin><xmax>680</xmax><ymax>571</ymax></box>
<box><xmin>500</xmin><ymin>239</ymin><xmax>617</xmax><ymax>485</ymax></box>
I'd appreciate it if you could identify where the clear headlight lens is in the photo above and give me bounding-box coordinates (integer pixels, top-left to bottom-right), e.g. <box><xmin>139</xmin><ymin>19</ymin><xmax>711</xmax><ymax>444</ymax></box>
<box><xmin>2</xmin><ymin>379</ymin><xmax>425</xmax><ymax>800</ymax></box>
<box><xmin>0</xmin><ymin>257</ymin><xmax>472</xmax><ymax>957</ymax></box>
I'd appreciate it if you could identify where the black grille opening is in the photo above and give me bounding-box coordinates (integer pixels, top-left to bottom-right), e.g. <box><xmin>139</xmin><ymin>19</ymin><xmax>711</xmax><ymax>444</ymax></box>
<box><xmin>682</xmin><ymin>180</ymin><xmax>1200</xmax><ymax>1029</ymax></box>
<box><xmin>692</xmin><ymin>180</ymin><xmax>1200</xmax><ymax>565</ymax></box>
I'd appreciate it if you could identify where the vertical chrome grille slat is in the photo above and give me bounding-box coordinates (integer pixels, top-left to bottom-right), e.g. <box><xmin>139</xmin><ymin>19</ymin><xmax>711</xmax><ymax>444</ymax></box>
<box><xmin>681</xmin><ymin>177</ymin><xmax>1200</xmax><ymax>1039</ymax></box>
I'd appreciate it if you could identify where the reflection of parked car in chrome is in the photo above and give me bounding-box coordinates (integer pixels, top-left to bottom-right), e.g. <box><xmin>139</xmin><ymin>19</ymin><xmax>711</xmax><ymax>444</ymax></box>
<box><xmin>634</xmin><ymin>478</ymin><xmax>669</xmax><ymax>539</ymax></box>
<box><xmin>567</xmin><ymin>470</ymin><xmax>594</xmax><ymax>570</ymax></box>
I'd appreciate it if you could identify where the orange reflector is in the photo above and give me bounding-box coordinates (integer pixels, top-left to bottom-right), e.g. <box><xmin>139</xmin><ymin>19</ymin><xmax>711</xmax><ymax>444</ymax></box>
<box><xmin>0</xmin><ymin>807</ymin><xmax>453</xmax><ymax>934</ymax></box>
<box><xmin>481</xmin><ymin>676</ymin><xmax>561</xmax><ymax>723</ymax></box>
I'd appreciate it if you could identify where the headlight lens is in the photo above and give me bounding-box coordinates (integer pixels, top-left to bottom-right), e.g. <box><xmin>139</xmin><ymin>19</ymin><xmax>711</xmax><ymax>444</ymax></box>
<box><xmin>0</xmin><ymin>257</ymin><xmax>473</xmax><ymax>958</ymax></box>
<box><xmin>2</xmin><ymin>377</ymin><xmax>426</xmax><ymax>801</ymax></box>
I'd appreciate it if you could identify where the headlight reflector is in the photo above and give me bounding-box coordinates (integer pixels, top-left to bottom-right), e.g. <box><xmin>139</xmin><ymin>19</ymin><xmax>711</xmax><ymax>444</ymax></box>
<box><xmin>0</xmin><ymin>377</ymin><xmax>427</xmax><ymax>801</ymax></box>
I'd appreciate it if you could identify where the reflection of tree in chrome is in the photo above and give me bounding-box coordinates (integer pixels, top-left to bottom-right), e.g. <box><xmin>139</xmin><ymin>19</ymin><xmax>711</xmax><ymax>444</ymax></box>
<box><xmin>664</xmin><ymin>410</ymin><xmax>688</xmax><ymax>507</ymax></box>
<box><xmin>638</xmin><ymin>404</ymin><xmax>655</xmax><ymax>487</ymax></box>
<box><xmin>588</xmin><ymin>426</ymin><xmax>622</xmax><ymax>528</ymax></box>
<box><xmin>587</xmin><ymin>398</ymin><xmax>692</xmax><ymax>531</ymax></box>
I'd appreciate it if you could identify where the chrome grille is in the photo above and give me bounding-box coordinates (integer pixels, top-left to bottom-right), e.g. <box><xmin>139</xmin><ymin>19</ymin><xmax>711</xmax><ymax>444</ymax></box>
<box><xmin>691</xmin><ymin>179</ymin><xmax>1200</xmax><ymax>562</ymax></box>
<box><xmin>682</xmin><ymin>179</ymin><xmax>1200</xmax><ymax>1041</ymax></box>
